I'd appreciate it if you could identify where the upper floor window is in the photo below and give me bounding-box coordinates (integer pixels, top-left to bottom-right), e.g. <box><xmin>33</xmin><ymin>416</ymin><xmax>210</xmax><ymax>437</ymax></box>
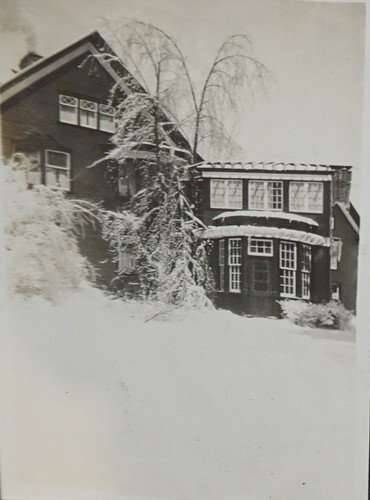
<box><xmin>248</xmin><ymin>181</ymin><xmax>283</xmax><ymax>211</ymax></box>
<box><xmin>99</xmin><ymin>104</ymin><xmax>116</xmax><ymax>133</ymax></box>
<box><xmin>210</xmin><ymin>179</ymin><xmax>242</xmax><ymax>209</ymax></box>
<box><xmin>59</xmin><ymin>95</ymin><xmax>78</xmax><ymax>125</ymax></box>
<box><xmin>59</xmin><ymin>94</ymin><xmax>115</xmax><ymax>132</ymax></box>
<box><xmin>45</xmin><ymin>149</ymin><xmax>71</xmax><ymax>191</ymax></box>
<box><xmin>289</xmin><ymin>181</ymin><xmax>323</xmax><ymax>213</ymax></box>
<box><xmin>79</xmin><ymin>99</ymin><xmax>98</xmax><ymax>129</ymax></box>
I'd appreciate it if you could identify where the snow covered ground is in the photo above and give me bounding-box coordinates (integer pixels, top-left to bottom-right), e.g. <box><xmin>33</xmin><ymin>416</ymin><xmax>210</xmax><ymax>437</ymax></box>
<box><xmin>1</xmin><ymin>288</ymin><xmax>358</xmax><ymax>500</ymax></box>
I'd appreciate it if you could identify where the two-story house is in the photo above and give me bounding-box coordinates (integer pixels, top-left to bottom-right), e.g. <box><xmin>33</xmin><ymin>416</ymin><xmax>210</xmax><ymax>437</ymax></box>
<box><xmin>195</xmin><ymin>162</ymin><xmax>359</xmax><ymax>316</ymax></box>
<box><xmin>1</xmin><ymin>31</ymin><xmax>193</xmax><ymax>287</ymax></box>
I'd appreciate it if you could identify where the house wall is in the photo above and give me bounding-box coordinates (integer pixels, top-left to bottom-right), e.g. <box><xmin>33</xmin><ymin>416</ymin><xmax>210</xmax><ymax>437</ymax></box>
<box><xmin>331</xmin><ymin>205</ymin><xmax>359</xmax><ymax>311</ymax></box>
<box><xmin>199</xmin><ymin>177</ymin><xmax>332</xmax><ymax>236</ymax></box>
<box><xmin>1</xmin><ymin>52</ymin><xmax>122</xmax><ymax>286</ymax></box>
<box><xmin>1</xmin><ymin>53</ymin><xmax>116</xmax><ymax>203</ymax></box>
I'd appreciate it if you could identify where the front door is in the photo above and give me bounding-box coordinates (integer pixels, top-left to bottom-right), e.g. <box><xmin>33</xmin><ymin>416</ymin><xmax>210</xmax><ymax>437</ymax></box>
<box><xmin>248</xmin><ymin>258</ymin><xmax>275</xmax><ymax>316</ymax></box>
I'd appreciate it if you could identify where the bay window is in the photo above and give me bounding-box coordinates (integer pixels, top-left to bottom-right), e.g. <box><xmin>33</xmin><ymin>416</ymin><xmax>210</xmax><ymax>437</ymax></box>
<box><xmin>218</xmin><ymin>239</ymin><xmax>225</xmax><ymax>291</ymax></box>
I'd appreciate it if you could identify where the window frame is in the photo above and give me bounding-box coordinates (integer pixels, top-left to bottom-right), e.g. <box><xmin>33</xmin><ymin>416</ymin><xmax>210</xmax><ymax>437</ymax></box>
<box><xmin>218</xmin><ymin>239</ymin><xmax>225</xmax><ymax>292</ymax></box>
<box><xmin>59</xmin><ymin>94</ymin><xmax>78</xmax><ymax>125</ymax></box>
<box><xmin>44</xmin><ymin>149</ymin><xmax>71</xmax><ymax>191</ymax></box>
<box><xmin>99</xmin><ymin>103</ymin><xmax>116</xmax><ymax>133</ymax></box>
<box><xmin>79</xmin><ymin>99</ymin><xmax>98</xmax><ymax>129</ymax></box>
<box><xmin>248</xmin><ymin>238</ymin><xmax>273</xmax><ymax>257</ymax></box>
<box><xmin>279</xmin><ymin>241</ymin><xmax>297</xmax><ymax>298</ymax></box>
<box><xmin>228</xmin><ymin>238</ymin><xmax>242</xmax><ymax>293</ymax></box>
<box><xmin>210</xmin><ymin>179</ymin><xmax>243</xmax><ymax>209</ymax></box>
<box><xmin>289</xmin><ymin>181</ymin><xmax>324</xmax><ymax>214</ymax></box>
<box><xmin>248</xmin><ymin>180</ymin><xmax>283</xmax><ymax>211</ymax></box>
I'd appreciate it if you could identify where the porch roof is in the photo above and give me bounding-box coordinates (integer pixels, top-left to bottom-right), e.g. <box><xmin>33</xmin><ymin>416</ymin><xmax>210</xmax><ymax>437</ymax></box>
<box><xmin>202</xmin><ymin>225</ymin><xmax>330</xmax><ymax>246</ymax></box>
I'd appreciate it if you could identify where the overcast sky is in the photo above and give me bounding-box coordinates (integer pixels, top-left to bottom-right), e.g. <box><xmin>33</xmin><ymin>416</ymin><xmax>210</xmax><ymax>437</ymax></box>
<box><xmin>0</xmin><ymin>0</ymin><xmax>365</xmax><ymax>205</ymax></box>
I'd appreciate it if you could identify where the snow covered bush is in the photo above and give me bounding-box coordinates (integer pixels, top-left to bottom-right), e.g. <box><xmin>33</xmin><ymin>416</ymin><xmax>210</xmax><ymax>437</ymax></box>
<box><xmin>3</xmin><ymin>153</ymin><xmax>98</xmax><ymax>303</ymax></box>
<box><xmin>278</xmin><ymin>299</ymin><xmax>353</xmax><ymax>330</ymax></box>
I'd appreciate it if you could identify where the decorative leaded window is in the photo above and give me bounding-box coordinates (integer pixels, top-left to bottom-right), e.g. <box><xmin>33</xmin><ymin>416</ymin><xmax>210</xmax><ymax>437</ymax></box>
<box><xmin>44</xmin><ymin>150</ymin><xmax>71</xmax><ymax>191</ymax></box>
<box><xmin>248</xmin><ymin>238</ymin><xmax>273</xmax><ymax>256</ymax></box>
<box><xmin>218</xmin><ymin>239</ymin><xmax>225</xmax><ymax>291</ymax></box>
<box><xmin>80</xmin><ymin>99</ymin><xmax>98</xmax><ymax>129</ymax></box>
<box><xmin>99</xmin><ymin>104</ymin><xmax>116</xmax><ymax>133</ymax></box>
<box><xmin>59</xmin><ymin>94</ymin><xmax>78</xmax><ymax>125</ymax></box>
<box><xmin>228</xmin><ymin>238</ymin><xmax>242</xmax><ymax>292</ymax></box>
<box><xmin>289</xmin><ymin>182</ymin><xmax>323</xmax><ymax>213</ymax></box>
<box><xmin>210</xmin><ymin>179</ymin><xmax>243</xmax><ymax>209</ymax></box>
<box><xmin>279</xmin><ymin>241</ymin><xmax>297</xmax><ymax>297</ymax></box>
<box><xmin>248</xmin><ymin>181</ymin><xmax>283</xmax><ymax>210</ymax></box>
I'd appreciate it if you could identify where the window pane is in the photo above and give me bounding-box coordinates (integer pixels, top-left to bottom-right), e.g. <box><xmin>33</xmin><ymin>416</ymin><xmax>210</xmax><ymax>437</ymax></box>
<box><xmin>99</xmin><ymin>114</ymin><xmax>115</xmax><ymax>133</ymax></box>
<box><xmin>59</xmin><ymin>104</ymin><xmax>78</xmax><ymax>125</ymax></box>
<box><xmin>248</xmin><ymin>238</ymin><xmax>273</xmax><ymax>256</ymax></box>
<box><xmin>228</xmin><ymin>180</ymin><xmax>243</xmax><ymax>208</ymax></box>
<box><xmin>45</xmin><ymin>167</ymin><xmax>70</xmax><ymax>190</ymax></box>
<box><xmin>268</xmin><ymin>182</ymin><xmax>283</xmax><ymax>210</ymax></box>
<box><xmin>45</xmin><ymin>150</ymin><xmax>69</xmax><ymax>169</ymax></box>
<box><xmin>210</xmin><ymin>180</ymin><xmax>226</xmax><ymax>208</ymax></box>
<box><xmin>80</xmin><ymin>109</ymin><xmax>98</xmax><ymax>129</ymax></box>
<box><xmin>249</xmin><ymin>181</ymin><xmax>265</xmax><ymax>209</ymax></box>
<box><xmin>307</xmin><ymin>182</ymin><xmax>323</xmax><ymax>212</ymax></box>
<box><xmin>228</xmin><ymin>238</ymin><xmax>242</xmax><ymax>292</ymax></box>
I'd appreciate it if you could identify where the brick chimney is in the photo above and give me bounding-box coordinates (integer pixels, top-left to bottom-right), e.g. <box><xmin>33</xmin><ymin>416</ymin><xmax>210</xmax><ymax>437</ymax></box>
<box><xmin>332</xmin><ymin>166</ymin><xmax>352</xmax><ymax>208</ymax></box>
<box><xmin>19</xmin><ymin>51</ymin><xmax>43</xmax><ymax>70</ymax></box>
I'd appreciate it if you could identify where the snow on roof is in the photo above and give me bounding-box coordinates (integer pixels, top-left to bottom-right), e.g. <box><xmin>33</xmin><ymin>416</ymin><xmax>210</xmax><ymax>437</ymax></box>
<box><xmin>202</xmin><ymin>225</ymin><xmax>330</xmax><ymax>247</ymax></box>
<box><xmin>213</xmin><ymin>210</ymin><xmax>319</xmax><ymax>227</ymax></box>
<box><xmin>198</xmin><ymin>162</ymin><xmax>352</xmax><ymax>173</ymax></box>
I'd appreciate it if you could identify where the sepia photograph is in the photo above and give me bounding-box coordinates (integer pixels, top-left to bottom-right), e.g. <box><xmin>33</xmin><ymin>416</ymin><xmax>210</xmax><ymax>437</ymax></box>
<box><xmin>0</xmin><ymin>0</ymin><xmax>368</xmax><ymax>499</ymax></box>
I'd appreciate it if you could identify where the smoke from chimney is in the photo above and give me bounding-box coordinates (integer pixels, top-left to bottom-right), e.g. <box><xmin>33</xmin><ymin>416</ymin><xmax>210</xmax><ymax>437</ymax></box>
<box><xmin>0</xmin><ymin>0</ymin><xmax>37</xmax><ymax>51</ymax></box>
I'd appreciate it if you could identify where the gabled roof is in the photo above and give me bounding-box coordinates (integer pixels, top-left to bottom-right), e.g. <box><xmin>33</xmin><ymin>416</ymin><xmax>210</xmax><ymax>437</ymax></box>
<box><xmin>0</xmin><ymin>31</ymin><xmax>128</xmax><ymax>104</ymax></box>
<box><xmin>1</xmin><ymin>30</ymin><xmax>195</xmax><ymax>158</ymax></box>
<box><xmin>198</xmin><ymin>161</ymin><xmax>352</xmax><ymax>173</ymax></box>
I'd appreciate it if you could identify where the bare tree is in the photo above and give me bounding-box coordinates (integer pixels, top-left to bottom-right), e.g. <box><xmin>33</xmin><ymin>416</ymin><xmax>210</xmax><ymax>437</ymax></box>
<box><xmin>99</xmin><ymin>19</ymin><xmax>270</xmax><ymax>163</ymax></box>
<box><xmin>93</xmin><ymin>20</ymin><xmax>269</xmax><ymax>306</ymax></box>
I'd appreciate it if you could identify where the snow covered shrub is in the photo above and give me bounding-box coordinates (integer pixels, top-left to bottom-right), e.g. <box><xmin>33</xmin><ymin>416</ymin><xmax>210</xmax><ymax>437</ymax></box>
<box><xmin>278</xmin><ymin>299</ymin><xmax>353</xmax><ymax>330</ymax></box>
<box><xmin>3</xmin><ymin>154</ymin><xmax>99</xmax><ymax>303</ymax></box>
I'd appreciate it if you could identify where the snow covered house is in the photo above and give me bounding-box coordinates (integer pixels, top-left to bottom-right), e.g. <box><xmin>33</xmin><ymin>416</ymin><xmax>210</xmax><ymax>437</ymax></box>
<box><xmin>195</xmin><ymin>162</ymin><xmax>359</xmax><ymax>316</ymax></box>
<box><xmin>0</xmin><ymin>31</ymin><xmax>192</xmax><ymax>286</ymax></box>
